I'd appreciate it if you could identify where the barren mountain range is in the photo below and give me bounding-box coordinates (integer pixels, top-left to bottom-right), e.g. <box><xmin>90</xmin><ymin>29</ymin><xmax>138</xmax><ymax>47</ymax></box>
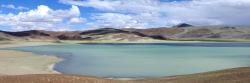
<box><xmin>1</xmin><ymin>24</ymin><xmax>250</xmax><ymax>42</ymax></box>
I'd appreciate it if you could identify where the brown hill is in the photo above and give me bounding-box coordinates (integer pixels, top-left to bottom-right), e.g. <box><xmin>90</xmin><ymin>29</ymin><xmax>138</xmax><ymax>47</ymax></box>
<box><xmin>0</xmin><ymin>28</ymin><xmax>155</xmax><ymax>42</ymax></box>
<box><xmin>1</xmin><ymin>26</ymin><xmax>250</xmax><ymax>42</ymax></box>
<box><xmin>125</xmin><ymin>26</ymin><xmax>250</xmax><ymax>40</ymax></box>
<box><xmin>124</xmin><ymin>28</ymin><xmax>185</xmax><ymax>39</ymax></box>
<box><xmin>1</xmin><ymin>30</ymin><xmax>58</xmax><ymax>41</ymax></box>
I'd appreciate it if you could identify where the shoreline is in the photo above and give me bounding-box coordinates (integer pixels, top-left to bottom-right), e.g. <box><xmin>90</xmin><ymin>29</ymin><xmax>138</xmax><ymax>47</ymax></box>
<box><xmin>61</xmin><ymin>40</ymin><xmax>250</xmax><ymax>45</ymax></box>
<box><xmin>1</xmin><ymin>40</ymin><xmax>250</xmax><ymax>47</ymax></box>
<box><xmin>48</xmin><ymin>58</ymin><xmax>62</xmax><ymax>74</ymax></box>
<box><xmin>0</xmin><ymin>41</ymin><xmax>61</xmax><ymax>49</ymax></box>
<box><xmin>1</xmin><ymin>41</ymin><xmax>250</xmax><ymax>81</ymax></box>
<box><xmin>0</xmin><ymin>50</ymin><xmax>62</xmax><ymax>75</ymax></box>
<box><xmin>46</xmin><ymin>58</ymin><xmax>62</xmax><ymax>74</ymax></box>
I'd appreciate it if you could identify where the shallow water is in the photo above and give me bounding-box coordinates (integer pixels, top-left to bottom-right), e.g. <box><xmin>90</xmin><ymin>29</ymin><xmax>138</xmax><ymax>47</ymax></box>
<box><xmin>7</xmin><ymin>43</ymin><xmax>250</xmax><ymax>78</ymax></box>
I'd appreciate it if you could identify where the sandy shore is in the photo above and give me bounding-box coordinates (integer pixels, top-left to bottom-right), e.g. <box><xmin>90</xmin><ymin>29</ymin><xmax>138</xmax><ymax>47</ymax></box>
<box><xmin>0</xmin><ymin>41</ymin><xmax>60</xmax><ymax>48</ymax></box>
<box><xmin>0</xmin><ymin>50</ymin><xmax>62</xmax><ymax>75</ymax></box>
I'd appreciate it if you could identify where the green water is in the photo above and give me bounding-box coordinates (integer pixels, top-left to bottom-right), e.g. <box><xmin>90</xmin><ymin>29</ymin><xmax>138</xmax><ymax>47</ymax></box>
<box><xmin>8</xmin><ymin>43</ymin><xmax>250</xmax><ymax>78</ymax></box>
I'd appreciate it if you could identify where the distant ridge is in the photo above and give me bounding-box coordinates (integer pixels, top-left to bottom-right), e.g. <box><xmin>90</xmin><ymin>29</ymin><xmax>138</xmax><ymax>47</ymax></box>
<box><xmin>173</xmin><ymin>23</ymin><xmax>193</xmax><ymax>28</ymax></box>
<box><xmin>1</xmin><ymin>26</ymin><xmax>250</xmax><ymax>42</ymax></box>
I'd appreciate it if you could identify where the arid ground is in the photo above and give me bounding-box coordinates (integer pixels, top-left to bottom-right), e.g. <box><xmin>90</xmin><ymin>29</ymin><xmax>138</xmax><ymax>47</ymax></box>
<box><xmin>0</xmin><ymin>67</ymin><xmax>250</xmax><ymax>83</ymax></box>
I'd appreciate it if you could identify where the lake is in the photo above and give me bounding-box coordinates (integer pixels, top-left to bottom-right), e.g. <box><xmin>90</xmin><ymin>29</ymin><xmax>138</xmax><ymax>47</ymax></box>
<box><xmin>7</xmin><ymin>43</ymin><xmax>250</xmax><ymax>78</ymax></box>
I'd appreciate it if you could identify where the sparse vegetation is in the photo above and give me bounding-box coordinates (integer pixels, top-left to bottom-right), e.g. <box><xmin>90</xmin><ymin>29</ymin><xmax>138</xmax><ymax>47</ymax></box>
<box><xmin>0</xmin><ymin>67</ymin><xmax>250</xmax><ymax>83</ymax></box>
<box><xmin>0</xmin><ymin>38</ymin><xmax>7</xmax><ymax>41</ymax></box>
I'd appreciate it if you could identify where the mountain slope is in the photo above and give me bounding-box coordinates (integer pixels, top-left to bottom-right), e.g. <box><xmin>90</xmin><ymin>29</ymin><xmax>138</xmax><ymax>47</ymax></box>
<box><xmin>1</xmin><ymin>26</ymin><xmax>250</xmax><ymax>42</ymax></box>
<box><xmin>0</xmin><ymin>28</ymin><xmax>156</xmax><ymax>42</ymax></box>
<box><xmin>125</xmin><ymin>26</ymin><xmax>250</xmax><ymax>41</ymax></box>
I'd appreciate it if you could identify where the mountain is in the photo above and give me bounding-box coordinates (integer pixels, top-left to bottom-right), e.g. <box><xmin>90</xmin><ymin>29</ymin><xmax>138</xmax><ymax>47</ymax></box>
<box><xmin>123</xmin><ymin>28</ymin><xmax>184</xmax><ymax>39</ymax></box>
<box><xmin>126</xmin><ymin>26</ymin><xmax>250</xmax><ymax>40</ymax></box>
<box><xmin>173</xmin><ymin>23</ymin><xmax>193</xmax><ymax>28</ymax></box>
<box><xmin>0</xmin><ymin>31</ymin><xmax>11</xmax><ymax>41</ymax></box>
<box><xmin>78</xmin><ymin>28</ymin><xmax>151</xmax><ymax>41</ymax></box>
<box><xmin>0</xmin><ymin>28</ymin><xmax>155</xmax><ymax>42</ymax></box>
<box><xmin>1</xmin><ymin>25</ymin><xmax>250</xmax><ymax>42</ymax></box>
<box><xmin>1</xmin><ymin>30</ymin><xmax>58</xmax><ymax>41</ymax></box>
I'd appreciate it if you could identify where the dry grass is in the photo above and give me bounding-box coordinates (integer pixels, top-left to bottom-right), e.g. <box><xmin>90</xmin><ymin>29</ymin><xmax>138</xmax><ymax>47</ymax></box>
<box><xmin>0</xmin><ymin>67</ymin><xmax>250</xmax><ymax>83</ymax></box>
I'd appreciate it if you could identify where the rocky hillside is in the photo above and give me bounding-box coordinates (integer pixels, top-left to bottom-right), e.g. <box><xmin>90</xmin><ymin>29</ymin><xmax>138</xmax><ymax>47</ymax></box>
<box><xmin>1</xmin><ymin>24</ymin><xmax>250</xmax><ymax>42</ymax></box>
<box><xmin>125</xmin><ymin>25</ymin><xmax>250</xmax><ymax>41</ymax></box>
<box><xmin>0</xmin><ymin>28</ymin><xmax>154</xmax><ymax>42</ymax></box>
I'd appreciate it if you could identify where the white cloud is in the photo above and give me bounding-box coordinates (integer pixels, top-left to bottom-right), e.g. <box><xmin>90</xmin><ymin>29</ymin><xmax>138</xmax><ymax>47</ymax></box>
<box><xmin>60</xmin><ymin>0</ymin><xmax>160</xmax><ymax>14</ymax></box>
<box><xmin>92</xmin><ymin>13</ymin><xmax>136</xmax><ymax>27</ymax></box>
<box><xmin>60</xmin><ymin>0</ymin><xmax>250</xmax><ymax>28</ymax></box>
<box><xmin>60</xmin><ymin>0</ymin><xmax>119</xmax><ymax>11</ymax></box>
<box><xmin>0</xmin><ymin>5</ymin><xmax>83</xmax><ymax>31</ymax></box>
<box><xmin>69</xmin><ymin>17</ymin><xmax>85</xmax><ymax>23</ymax></box>
<box><xmin>89</xmin><ymin>12</ymin><xmax>167</xmax><ymax>28</ymax></box>
<box><xmin>1</xmin><ymin>4</ymin><xmax>29</xmax><ymax>10</ymax></box>
<box><xmin>160</xmin><ymin>0</ymin><xmax>250</xmax><ymax>26</ymax></box>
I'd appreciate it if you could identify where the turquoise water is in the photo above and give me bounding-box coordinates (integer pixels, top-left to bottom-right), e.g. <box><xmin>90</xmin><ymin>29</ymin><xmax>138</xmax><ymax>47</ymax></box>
<box><xmin>7</xmin><ymin>43</ymin><xmax>250</xmax><ymax>78</ymax></box>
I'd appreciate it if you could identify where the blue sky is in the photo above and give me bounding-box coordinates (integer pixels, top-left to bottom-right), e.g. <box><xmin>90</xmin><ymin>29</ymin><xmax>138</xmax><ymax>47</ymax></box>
<box><xmin>0</xmin><ymin>0</ymin><xmax>98</xmax><ymax>16</ymax></box>
<box><xmin>0</xmin><ymin>0</ymin><xmax>250</xmax><ymax>31</ymax></box>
